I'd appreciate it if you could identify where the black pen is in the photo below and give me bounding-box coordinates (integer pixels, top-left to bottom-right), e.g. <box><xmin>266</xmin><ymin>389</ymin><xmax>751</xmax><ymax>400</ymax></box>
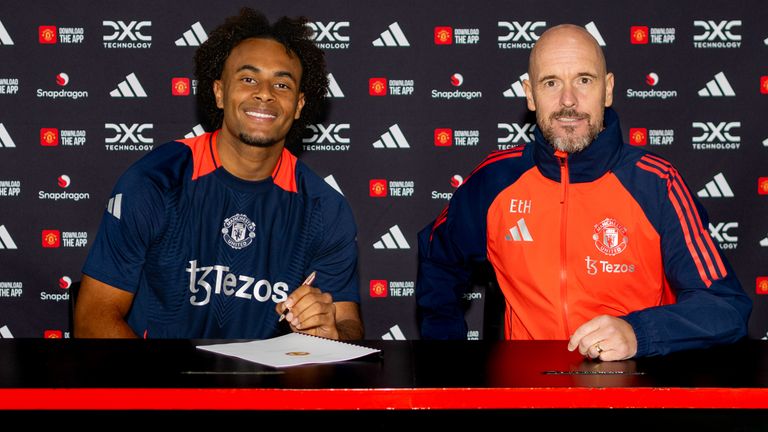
<box><xmin>278</xmin><ymin>271</ymin><xmax>316</xmax><ymax>322</ymax></box>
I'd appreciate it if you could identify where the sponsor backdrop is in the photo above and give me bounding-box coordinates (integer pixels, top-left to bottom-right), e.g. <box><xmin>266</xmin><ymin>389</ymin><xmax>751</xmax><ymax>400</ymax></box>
<box><xmin>0</xmin><ymin>0</ymin><xmax>766</xmax><ymax>341</ymax></box>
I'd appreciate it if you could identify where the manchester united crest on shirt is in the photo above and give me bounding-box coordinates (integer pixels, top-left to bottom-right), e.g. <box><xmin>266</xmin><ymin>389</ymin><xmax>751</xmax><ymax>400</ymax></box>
<box><xmin>592</xmin><ymin>217</ymin><xmax>628</xmax><ymax>256</ymax></box>
<box><xmin>221</xmin><ymin>213</ymin><xmax>256</xmax><ymax>250</ymax></box>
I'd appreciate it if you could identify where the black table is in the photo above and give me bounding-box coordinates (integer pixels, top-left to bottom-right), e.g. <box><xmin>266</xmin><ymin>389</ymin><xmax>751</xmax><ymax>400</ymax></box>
<box><xmin>1</xmin><ymin>339</ymin><xmax>767</xmax><ymax>429</ymax></box>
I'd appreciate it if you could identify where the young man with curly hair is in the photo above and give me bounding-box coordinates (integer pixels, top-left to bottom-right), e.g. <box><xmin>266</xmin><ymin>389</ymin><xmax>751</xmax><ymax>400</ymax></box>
<box><xmin>76</xmin><ymin>8</ymin><xmax>363</xmax><ymax>340</ymax></box>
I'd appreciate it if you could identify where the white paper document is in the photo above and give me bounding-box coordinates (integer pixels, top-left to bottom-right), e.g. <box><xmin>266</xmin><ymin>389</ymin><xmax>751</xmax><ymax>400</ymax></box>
<box><xmin>197</xmin><ymin>333</ymin><xmax>380</xmax><ymax>368</ymax></box>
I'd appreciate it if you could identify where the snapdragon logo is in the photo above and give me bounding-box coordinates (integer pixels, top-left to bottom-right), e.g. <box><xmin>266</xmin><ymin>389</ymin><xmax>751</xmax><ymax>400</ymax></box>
<box><xmin>186</xmin><ymin>260</ymin><xmax>288</xmax><ymax>306</ymax></box>
<box><xmin>307</xmin><ymin>21</ymin><xmax>350</xmax><ymax>49</ymax></box>
<box><xmin>431</xmin><ymin>175</ymin><xmax>462</xmax><ymax>201</ymax></box>
<box><xmin>693</xmin><ymin>20</ymin><xmax>741</xmax><ymax>48</ymax></box>
<box><xmin>38</xmin><ymin>174</ymin><xmax>90</xmax><ymax>202</ymax></box>
<box><xmin>37</xmin><ymin>72</ymin><xmax>88</xmax><ymax>100</ymax></box>
<box><xmin>103</xmin><ymin>20</ymin><xmax>151</xmax><ymax>48</ymax></box>
<box><xmin>432</xmin><ymin>73</ymin><xmax>482</xmax><ymax>100</ymax></box>
<box><xmin>626</xmin><ymin>72</ymin><xmax>677</xmax><ymax>99</ymax></box>
<box><xmin>40</xmin><ymin>289</ymin><xmax>68</xmax><ymax>302</ymax></box>
<box><xmin>463</xmin><ymin>290</ymin><xmax>483</xmax><ymax>301</ymax></box>
<box><xmin>59</xmin><ymin>276</ymin><xmax>73</xmax><ymax>290</ymax></box>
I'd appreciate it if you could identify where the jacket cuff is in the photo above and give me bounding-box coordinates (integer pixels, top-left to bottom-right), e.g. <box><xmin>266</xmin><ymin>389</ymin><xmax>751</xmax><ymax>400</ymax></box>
<box><xmin>621</xmin><ymin>314</ymin><xmax>650</xmax><ymax>358</ymax></box>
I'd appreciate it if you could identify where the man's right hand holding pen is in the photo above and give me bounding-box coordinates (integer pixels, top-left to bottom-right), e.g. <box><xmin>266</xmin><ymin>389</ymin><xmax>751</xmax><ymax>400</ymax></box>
<box><xmin>276</xmin><ymin>271</ymin><xmax>362</xmax><ymax>340</ymax></box>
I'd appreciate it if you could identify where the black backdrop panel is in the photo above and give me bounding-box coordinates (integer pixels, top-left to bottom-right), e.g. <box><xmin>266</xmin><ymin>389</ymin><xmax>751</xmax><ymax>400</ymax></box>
<box><xmin>0</xmin><ymin>0</ymin><xmax>765</xmax><ymax>341</ymax></box>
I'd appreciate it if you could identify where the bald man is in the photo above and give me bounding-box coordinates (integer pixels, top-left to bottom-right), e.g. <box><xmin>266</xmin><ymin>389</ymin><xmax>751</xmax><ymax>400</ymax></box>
<box><xmin>416</xmin><ymin>25</ymin><xmax>750</xmax><ymax>360</ymax></box>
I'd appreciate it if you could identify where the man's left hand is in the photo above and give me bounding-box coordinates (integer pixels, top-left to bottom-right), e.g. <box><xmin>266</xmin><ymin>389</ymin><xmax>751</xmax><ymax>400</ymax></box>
<box><xmin>567</xmin><ymin>315</ymin><xmax>638</xmax><ymax>361</ymax></box>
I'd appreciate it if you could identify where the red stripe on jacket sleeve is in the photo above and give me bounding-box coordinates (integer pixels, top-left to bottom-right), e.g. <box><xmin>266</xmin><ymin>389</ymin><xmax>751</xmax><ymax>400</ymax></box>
<box><xmin>430</xmin><ymin>206</ymin><xmax>449</xmax><ymax>241</ymax></box>
<box><xmin>467</xmin><ymin>147</ymin><xmax>524</xmax><ymax>179</ymax></box>
<box><xmin>643</xmin><ymin>155</ymin><xmax>727</xmax><ymax>279</ymax></box>
<box><xmin>637</xmin><ymin>155</ymin><xmax>728</xmax><ymax>287</ymax></box>
<box><xmin>430</xmin><ymin>147</ymin><xmax>524</xmax><ymax>241</ymax></box>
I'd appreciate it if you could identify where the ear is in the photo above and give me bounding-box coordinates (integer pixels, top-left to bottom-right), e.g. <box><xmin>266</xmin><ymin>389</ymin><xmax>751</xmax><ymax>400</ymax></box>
<box><xmin>213</xmin><ymin>79</ymin><xmax>224</xmax><ymax>109</ymax></box>
<box><xmin>294</xmin><ymin>92</ymin><xmax>306</xmax><ymax>120</ymax></box>
<box><xmin>604</xmin><ymin>72</ymin><xmax>615</xmax><ymax>107</ymax></box>
<box><xmin>523</xmin><ymin>78</ymin><xmax>536</xmax><ymax>111</ymax></box>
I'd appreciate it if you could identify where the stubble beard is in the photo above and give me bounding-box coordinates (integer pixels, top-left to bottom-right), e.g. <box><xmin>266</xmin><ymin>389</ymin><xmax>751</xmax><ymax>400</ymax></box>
<box><xmin>540</xmin><ymin>108</ymin><xmax>601</xmax><ymax>154</ymax></box>
<box><xmin>238</xmin><ymin>132</ymin><xmax>279</xmax><ymax>149</ymax></box>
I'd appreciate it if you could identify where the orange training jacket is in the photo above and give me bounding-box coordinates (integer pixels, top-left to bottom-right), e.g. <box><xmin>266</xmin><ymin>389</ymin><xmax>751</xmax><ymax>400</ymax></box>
<box><xmin>416</xmin><ymin>108</ymin><xmax>750</xmax><ymax>357</ymax></box>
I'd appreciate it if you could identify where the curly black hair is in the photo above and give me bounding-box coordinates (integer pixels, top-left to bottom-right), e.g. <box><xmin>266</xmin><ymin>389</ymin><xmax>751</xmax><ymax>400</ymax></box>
<box><xmin>194</xmin><ymin>8</ymin><xmax>328</xmax><ymax>145</ymax></box>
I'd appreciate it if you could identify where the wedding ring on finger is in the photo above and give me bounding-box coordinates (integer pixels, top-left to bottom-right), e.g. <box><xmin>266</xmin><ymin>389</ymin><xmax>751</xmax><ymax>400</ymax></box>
<box><xmin>594</xmin><ymin>343</ymin><xmax>604</xmax><ymax>355</ymax></box>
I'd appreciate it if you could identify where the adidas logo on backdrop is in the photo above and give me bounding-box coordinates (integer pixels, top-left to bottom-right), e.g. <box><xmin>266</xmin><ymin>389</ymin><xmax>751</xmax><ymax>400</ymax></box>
<box><xmin>698</xmin><ymin>72</ymin><xmax>735</xmax><ymax>97</ymax></box>
<box><xmin>373</xmin><ymin>225</ymin><xmax>410</xmax><ymax>249</ymax></box>
<box><xmin>110</xmin><ymin>73</ymin><xmax>147</xmax><ymax>97</ymax></box>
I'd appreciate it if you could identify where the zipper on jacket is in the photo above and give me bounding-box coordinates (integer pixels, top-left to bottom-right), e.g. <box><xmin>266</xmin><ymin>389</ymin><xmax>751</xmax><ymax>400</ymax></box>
<box><xmin>555</xmin><ymin>150</ymin><xmax>571</xmax><ymax>338</ymax></box>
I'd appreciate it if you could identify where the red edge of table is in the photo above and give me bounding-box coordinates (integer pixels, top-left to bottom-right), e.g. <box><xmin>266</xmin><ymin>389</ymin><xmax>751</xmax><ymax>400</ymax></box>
<box><xmin>1</xmin><ymin>387</ymin><xmax>766</xmax><ymax>410</ymax></box>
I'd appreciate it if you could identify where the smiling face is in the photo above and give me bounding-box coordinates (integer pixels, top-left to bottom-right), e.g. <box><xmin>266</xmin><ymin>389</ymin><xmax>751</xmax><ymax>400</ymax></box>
<box><xmin>523</xmin><ymin>25</ymin><xmax>614</xmax><ymax>153</ymax></box>
<box><xmin>214</xmin><ymin>38</ymin><xmax>305</xmax><ymax>149</ymax></box>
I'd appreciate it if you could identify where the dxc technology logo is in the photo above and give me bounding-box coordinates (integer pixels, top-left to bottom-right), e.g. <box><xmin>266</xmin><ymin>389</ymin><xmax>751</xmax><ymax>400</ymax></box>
<box><xmin>103</xmin><ymin>20</ymin><xmax>151</xmax><ymax>48</ymax></box>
